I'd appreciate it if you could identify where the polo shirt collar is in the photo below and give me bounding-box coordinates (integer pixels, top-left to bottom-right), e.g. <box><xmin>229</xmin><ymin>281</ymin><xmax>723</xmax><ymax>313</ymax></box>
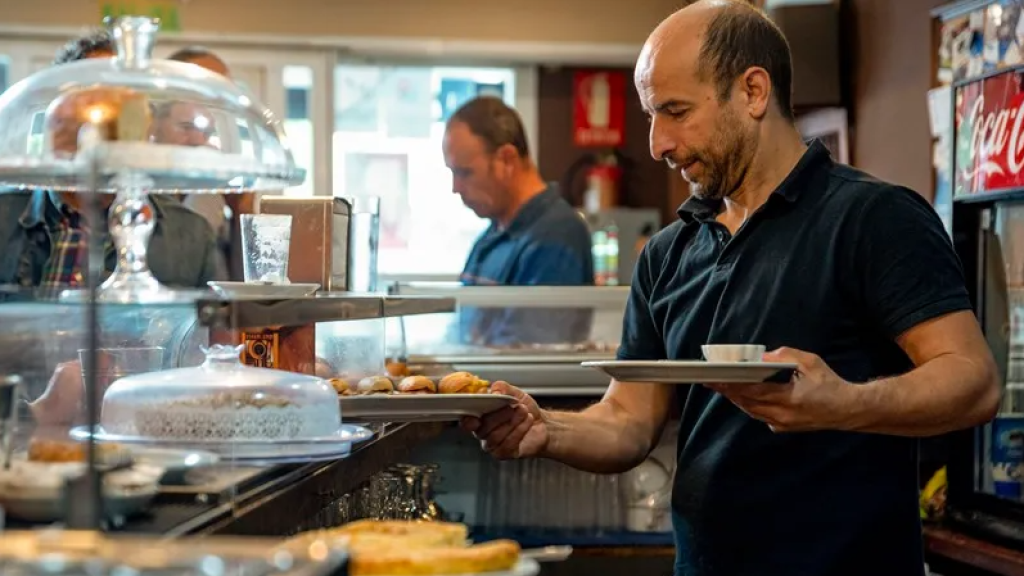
<box><xmin>502</xmin><ymin>185</ymin><xmax>560</xmax><ymax>235</ymax></box>
<box><xmin>677</xmin><ymin>139</ymin><xmax>833</xmax><ymax>223</ymax></box>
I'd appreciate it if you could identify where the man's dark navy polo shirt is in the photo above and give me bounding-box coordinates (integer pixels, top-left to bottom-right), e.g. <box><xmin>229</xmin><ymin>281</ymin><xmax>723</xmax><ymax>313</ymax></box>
<box><xmin>458</xmin><ymin>186</ymin><xmax>594</xmax><ymax>345</ymax></box>
<box><xmin>618</xmin><ymin>141</ymin><xmax>972</xmax><ymax>576</ymax></box>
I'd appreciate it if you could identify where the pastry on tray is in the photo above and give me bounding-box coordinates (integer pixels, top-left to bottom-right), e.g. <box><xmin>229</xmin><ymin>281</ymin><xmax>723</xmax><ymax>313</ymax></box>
<box><xmin>357</xmin><ymin>376</ymin><xmax>395</xmax><ymax>395</ymax></box>
<box><xmin>282</xmin><ymin>520</ymin><xmax>519</xmax><ymax>576</ymax></box>
<box><xmin>438</xmin><ymin>372</ymin><xmax>490</xmax><ymax>394</ymax></box>
<box><xmin>398</xmin><ymin>375</ymin><xmax>436</xmax><ymax>395</ymax></box>
<box><xmin>329</xmin><ymin>377</ymin><xmax>350</xmax><ymax>395</ymax></box>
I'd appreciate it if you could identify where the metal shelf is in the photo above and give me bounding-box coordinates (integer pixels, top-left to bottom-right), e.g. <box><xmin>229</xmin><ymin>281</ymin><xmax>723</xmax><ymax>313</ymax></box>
<box><xmin>195</xmin><ymin>293</ymin><xmax>455</xmax><ymax>329</ymax></box>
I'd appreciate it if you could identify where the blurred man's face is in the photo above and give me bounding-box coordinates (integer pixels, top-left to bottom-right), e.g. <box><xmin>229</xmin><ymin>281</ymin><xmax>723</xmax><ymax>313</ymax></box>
<box><xmin>181</xmin><ymin>55</ymin><xmax>230</xmax><ymax>77</ymax></box>
<box><xmin>151</xmin><ymin>102</ymin><xmax>215</xmax><ymax>147</ymax></box>
<box><xmin>442</xmin><ymin>121</ymin><xmax>513</xmax><ymax>221</ymax></box>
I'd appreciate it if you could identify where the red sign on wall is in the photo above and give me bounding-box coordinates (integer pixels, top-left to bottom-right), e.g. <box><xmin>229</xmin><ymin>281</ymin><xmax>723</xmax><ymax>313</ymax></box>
<box><xmin>573</xmin><ymin>70</ymin><xmax>626</xmax><ymax>148</ymax></box>
<box><xmin>955</xmin><ymin>69</ymin><xmax>1024</xmax><ymax>196</ymax></box>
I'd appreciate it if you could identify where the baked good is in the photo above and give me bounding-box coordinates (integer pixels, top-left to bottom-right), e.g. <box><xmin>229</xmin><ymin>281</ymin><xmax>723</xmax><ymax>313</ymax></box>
<box><xmin>46</xmin><ymin>86</ymin><xmax>152</xmax><ymax>155</ymax></box>
<box><xmin>398</xmin><ymin>375</ymin><xmax>436</xmax><ymax>394</ymax></box>
<box><xmin>282</xmin><ymin>520</ymin><xmax>518</xmax><ymax>576</ymax></box>
<box><xmin>386</xmin><ymin>360</ymin><xmax>410</xmax><ymax>378</ymax></box>
<box><xmin>357</xmin><ymin>376</ymin><xmax>394</xmax><ymax>394</ymax></box>
<box><xmin>438</xmin><ymin>372</ymin><xmax>489</xmax><ymax>394</ymax></box>
<box><xmin>125</xmin><ymin>390</ymin><xmax>337</xmax><ymax>441</ymax></box>
<box><xmin>334</xmin><ymin>519</ymin><xmax>467</xmax><ymax>546</ymax></box>
<box><xmin>350</xmin><ymin>539</ymin><xmax>519</xmax><ymax>576</ymax></box>
<box><xmin>329</xmin><ymin>377</ymin><xmax>350</xmax><ymax>395</ymax></box>
<box><xmin>27</xmin><ymin>438</ymin><xmax>125</xmax><ymax>463</ymax></box>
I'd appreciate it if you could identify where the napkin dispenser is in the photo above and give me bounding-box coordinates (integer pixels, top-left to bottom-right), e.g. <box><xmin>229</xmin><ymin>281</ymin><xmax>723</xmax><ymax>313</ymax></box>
<box><xmin>259</xmin><ymin>197</ymin><xmax>351</xmax><ymax>291</ymax></box>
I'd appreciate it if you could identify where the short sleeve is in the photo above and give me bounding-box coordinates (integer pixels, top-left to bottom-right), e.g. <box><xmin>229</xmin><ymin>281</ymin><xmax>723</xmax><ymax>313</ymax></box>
<box><xmin>617</xmin><ymin>243</ymin><xmax>667</xmax><ymax>360</ymax></box>
<box><xmin>854</xmin><ymin>186</ymin><xmax>972</xmax><ymax>339</ymax></box>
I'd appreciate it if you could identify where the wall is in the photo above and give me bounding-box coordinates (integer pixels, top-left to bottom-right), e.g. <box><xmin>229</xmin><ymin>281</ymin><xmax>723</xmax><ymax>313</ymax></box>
<box><xmin>536</xmin><ymin>67</ymin><xmax>672</xmax><ymax>223</ymax></box>
<box><xmin>0</xmin><ymin>0</ymin><xmax>680</xmax><ymax>46</ymax></box>
<box><xmin>848</xmin><ymin>0</ymin><xmax>944</xmax><ymax>199</ymax></box>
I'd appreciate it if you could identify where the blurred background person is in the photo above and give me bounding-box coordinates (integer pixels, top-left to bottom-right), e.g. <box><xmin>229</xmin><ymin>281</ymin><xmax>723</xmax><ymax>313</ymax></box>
<box><xmin>442</xmin><ymin>96</ymin><xmax>594</xmax><ymax>345</ymax></box>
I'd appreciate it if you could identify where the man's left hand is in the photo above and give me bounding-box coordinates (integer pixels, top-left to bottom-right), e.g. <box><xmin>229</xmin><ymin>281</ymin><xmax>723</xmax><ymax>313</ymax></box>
<box><xmin>705</xmin><ymin>347</ymin><xmax>858</xmax><ymax>433</ymax></box>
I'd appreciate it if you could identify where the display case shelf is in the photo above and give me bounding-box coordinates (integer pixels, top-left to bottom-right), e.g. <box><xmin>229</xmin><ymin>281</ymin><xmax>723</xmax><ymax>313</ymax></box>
<box><xmin>196</xmin><ymin>294</ymin><xmax>456</xmax><ymax>329</ymax></box>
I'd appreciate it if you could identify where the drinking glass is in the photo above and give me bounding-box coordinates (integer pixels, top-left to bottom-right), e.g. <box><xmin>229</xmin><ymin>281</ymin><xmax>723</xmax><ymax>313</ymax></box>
<box><xmin>345</xmin><ymin>196</ymin><xmax>380</xmax><ymax>293</ymax></box>
<box><xmin>240</xmin><ymin>214</ymin><xmax>293</xmax><ymax>283</ymax></box>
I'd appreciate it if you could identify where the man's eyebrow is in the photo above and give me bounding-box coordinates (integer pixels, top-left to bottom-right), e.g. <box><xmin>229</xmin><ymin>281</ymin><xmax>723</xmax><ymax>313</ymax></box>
<box><xmin>654</xmin><ymin>99</ymin><xmax>691</xmax><ymax>112</ymax></box>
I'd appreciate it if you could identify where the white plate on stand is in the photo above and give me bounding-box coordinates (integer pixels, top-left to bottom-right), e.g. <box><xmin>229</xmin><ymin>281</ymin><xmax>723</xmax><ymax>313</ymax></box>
<box><xmin>69</xmin><ymin>424</ymin><xmax>373</xmax><ymax>461</ymax></box>
<box><xmin>581</xmin><ymin>360</ymin><xmax>797</xmax><ymax>384</ymax></box>
<box><xmin>207</xmin><ymin>281</ymin><xmax>319</xmax><ymax>299</ymax></box>
<box><xmin>340</xmin><ymin>394</ymin><xmax>517</xmax><ymax>422</ymax></box>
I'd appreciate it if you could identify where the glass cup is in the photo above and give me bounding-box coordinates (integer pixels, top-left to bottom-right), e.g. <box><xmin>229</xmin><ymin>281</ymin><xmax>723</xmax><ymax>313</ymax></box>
<box><xmin>345</xmin><ymin>196</ymin><xmax>380</xmax><ymax>293</ymax></box>
<box><xmin>240</xmin><ymin>214</ymin><xmax>293</xmax><ymax>283</ymax></box>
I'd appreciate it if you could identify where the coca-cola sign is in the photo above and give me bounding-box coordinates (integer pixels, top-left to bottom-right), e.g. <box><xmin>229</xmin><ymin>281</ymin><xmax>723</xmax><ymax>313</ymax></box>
<box><xmin>956</xmin><ymin>69</ymin><xmax>1024</xmax><ymax>196</ymax></box>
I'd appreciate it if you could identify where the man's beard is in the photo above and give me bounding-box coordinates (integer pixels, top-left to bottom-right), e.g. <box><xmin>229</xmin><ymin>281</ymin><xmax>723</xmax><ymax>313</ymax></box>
<box><xmin>681</xmin><ymin>111</ymin><xmax>751</xmax><ymax>202</ymax></box>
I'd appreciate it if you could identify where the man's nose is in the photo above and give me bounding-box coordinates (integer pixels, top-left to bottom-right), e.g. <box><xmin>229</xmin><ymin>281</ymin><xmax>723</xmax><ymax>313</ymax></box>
<box><xmin>649</xmin><ymin>116</ymin><xmax>675</xmax><ymax>162</ymax></box>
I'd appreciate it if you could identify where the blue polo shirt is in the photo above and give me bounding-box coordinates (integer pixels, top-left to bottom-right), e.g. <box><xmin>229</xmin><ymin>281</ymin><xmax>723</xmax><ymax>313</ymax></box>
<box><xmin>619</xmin><ymin>141</ymin><xmax>971</xmax><ymax>576</ymax></box>
<box><xmin>458</xmin><ymin>186</ymin><xmax>594</xmax><ymax>345</ymax></box>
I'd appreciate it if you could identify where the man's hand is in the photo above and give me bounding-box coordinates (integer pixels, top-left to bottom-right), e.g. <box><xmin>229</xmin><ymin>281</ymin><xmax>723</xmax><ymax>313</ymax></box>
<box><xmin>461</xmin><ymin>382</ymin><xmax>547</xmax><ymax>459</ymax></box>
<box><xmin>706</xmin><ymin>347</ymin><xmax>857</xmax><ymax>433</ymax></box>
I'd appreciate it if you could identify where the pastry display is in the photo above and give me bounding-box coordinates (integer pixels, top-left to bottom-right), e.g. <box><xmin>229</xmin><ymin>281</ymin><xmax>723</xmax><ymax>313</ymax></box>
<box><xmin>283</xmin><ymin>520</ymin><xmax>520</xmax><ymax>576</ymax></box>
<box><xmin>100</xmin><ymin>345</ymin><xmax>342</xmax><ymax>442</ymax></box>
<box><xmin>398</xmin><ymin>375</ymin><xmax>436</xmax><ymax>394</ymax></box>
<box><xmin>357</xmin><ymin>376</ymin><xmax>395</xmax><ymax>394</ymax></box>
<box><xmin>439</xmin><ymin>372</ymin><xmax>490</xmax><ymax>394</ymax></box>
<box><xmin>335</xmin><ymin>370</ymin><xmax>496</xmax><ymax>398</ymax></box>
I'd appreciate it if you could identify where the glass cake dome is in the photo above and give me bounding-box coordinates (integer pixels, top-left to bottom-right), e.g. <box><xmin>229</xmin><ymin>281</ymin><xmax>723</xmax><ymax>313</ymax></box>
<box><xmin>97</xmin><ymin>345</ymin><xmax>344</xmax><ymax>457</ymax></box>
<box><xmin>0</xmin><ymin>16</ymin><xmax>306</xmax><ymax>303</ymax></box>
<box><xmin>0</xmin><ymin>17</ymin><xmax>304</xmax><ymax>192</ymax></box>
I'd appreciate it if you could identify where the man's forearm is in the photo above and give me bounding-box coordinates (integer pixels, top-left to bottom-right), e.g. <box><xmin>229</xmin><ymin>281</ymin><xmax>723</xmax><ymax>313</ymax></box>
<box><xmin>539</xmin><ymin>400</ymin><xmax>657</xmax><ymax>474</ymax></box>
<box><xmin>847</xmin><ymin>354</ymin><xmax>1000</xmax><ymax>436</ymax></box>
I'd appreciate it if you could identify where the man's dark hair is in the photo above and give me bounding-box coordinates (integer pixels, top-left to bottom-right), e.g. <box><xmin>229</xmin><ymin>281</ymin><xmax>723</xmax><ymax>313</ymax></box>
<box><xmin>696</xmin><ymin>3</ymin><xmax>794</xmax><ymax>121</ymax></box>
<box><xmin>53</xmin><ymin>28</ymin><xmax>112</xmax><ymax>65</ymax></box>
<box><xmin>169</xmin><ymin>46</ymin><xmax>225</xmax><ymax>66</ymax></box>
<box><xmin>448</xmin><ymin>97</ymin><xmax>530</xmax><ymax>159</ymax></box>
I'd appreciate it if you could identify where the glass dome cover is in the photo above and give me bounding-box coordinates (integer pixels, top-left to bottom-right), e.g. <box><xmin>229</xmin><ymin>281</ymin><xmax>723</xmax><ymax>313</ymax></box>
<box><xmin>0</xmin><ymin>16</ymin><xmax>305</xmax><ymax>193</ymax></box>
<box><xmin>100</xmin><ymin>344</ymin><xmax>341</xmax><ymax>442</ymax></box>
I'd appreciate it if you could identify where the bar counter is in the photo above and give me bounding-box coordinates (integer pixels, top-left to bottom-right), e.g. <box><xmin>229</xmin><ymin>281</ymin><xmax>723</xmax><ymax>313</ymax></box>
<box><xmin>10</xmin><ymin>422</ymin><xmax>448</xmax><ymax>538</ymax></box>
<box><xmin>925</xmin><ymin>526</ymin><xmax>1024</xmax><ymax>576</ymax></box>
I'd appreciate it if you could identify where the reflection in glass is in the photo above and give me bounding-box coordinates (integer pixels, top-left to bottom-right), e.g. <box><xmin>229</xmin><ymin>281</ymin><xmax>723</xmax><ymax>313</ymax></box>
<box><xmin>989</xmin><ymin>203</ymin><xmax>1024</xmax><ymax>501</ymax></box>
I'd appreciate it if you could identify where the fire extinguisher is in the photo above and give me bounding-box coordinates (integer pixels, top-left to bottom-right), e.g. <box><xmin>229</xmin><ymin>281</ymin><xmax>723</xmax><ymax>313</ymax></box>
<box><xmin>560</xmin><ymin>148</ymin><xmax>632</xmax><ymax>212</ymax></box>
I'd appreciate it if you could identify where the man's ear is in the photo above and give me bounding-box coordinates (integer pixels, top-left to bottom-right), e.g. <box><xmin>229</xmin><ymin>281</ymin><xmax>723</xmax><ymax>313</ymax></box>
<box><xmin>739</xmin><ymin>66</ymin><xmax>771</xmax><ymax>120</ymax></box>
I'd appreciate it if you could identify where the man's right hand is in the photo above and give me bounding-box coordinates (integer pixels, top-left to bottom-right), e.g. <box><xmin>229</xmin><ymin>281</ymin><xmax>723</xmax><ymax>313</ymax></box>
<box><xmin>461</xmin><ymin>382</ymin><xmax>547</xmax><ymax>459</ymax></box>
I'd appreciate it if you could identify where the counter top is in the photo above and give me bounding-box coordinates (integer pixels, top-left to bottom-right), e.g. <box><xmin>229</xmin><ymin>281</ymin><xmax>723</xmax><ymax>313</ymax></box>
<box><xmin>924</xmin><ymin>525</ymin><xmax>1024</xmax><ymax>576</ymax></box>
<box><xmin>89</xmin><ymin>421</ymin><xmax>448</xmax><ymax>537</ymax></box>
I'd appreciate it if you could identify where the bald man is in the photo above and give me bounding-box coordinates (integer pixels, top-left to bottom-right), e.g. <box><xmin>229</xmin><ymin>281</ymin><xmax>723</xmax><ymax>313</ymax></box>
<box><xmin>466</xmin><ymin>2</ymin><xmax>998</xmax><ymax>575</ymax></box>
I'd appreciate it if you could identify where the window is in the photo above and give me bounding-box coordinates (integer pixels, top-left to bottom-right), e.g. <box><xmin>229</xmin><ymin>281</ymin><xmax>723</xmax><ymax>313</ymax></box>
<box><xmin>332</xmin><ymin>63</ymin><xmax>523</xmax><ymax>277</ymax></box>
<box><xmin>283</xmin><ymin>65</ymin><xmax>314</xmax><ymax>197</ymax></box>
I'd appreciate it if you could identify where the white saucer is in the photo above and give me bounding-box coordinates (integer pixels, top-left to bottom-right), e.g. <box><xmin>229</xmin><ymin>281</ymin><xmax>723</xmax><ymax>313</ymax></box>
<box><xmin>208</xmin><ymin>281</ymin><xmax>319</xmax><ymax>299</ymax></box>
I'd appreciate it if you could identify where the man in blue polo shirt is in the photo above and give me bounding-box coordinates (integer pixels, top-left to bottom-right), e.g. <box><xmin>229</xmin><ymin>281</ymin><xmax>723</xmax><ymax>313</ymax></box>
<box><xmin>464</xmin><ymin>2</ymin><xmax>1001</xmax><ymax>575</ymax></box>
<box><xmin>443</xmin><ymin>96</ymin><xmax>594</xmax><ymax>345</ymax></box>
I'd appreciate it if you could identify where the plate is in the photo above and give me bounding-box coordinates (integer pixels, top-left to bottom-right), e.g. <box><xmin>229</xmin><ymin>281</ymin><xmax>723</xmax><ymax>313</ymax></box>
<box><xmin>581</xmin><ymin>360</ymin><xmax>797</xmax><ymax>384</ymax></box>
<box><xmin>340</xmin><ymin>394</ymin><xmax>517</xmax><ymax>422</ymax></box>
<box><xmin>207</xmin><ymin>281</ymin><xmax>320</xmax><ymax>299</ymax></box>
<box><xmin>0</xmin><ymin>463</ymin><xmax>163</xmax><ymax>522</ymax></box>
<box><xmin>124</xmin><ymin>447</ymin><xmax>220</xmax><ymax>484</ymax></box>
<box><xmin>68</xmin><ymin>424</ymin><xmax>374</xmax><ymax>461</ymax></box>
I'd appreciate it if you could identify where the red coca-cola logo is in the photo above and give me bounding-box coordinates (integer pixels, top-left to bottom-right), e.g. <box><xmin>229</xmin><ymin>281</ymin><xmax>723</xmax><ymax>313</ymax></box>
<box><xmin>956</xmin><ymin>70</ymin><xmax>1024</xmax><ymax>195</ymax></box>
